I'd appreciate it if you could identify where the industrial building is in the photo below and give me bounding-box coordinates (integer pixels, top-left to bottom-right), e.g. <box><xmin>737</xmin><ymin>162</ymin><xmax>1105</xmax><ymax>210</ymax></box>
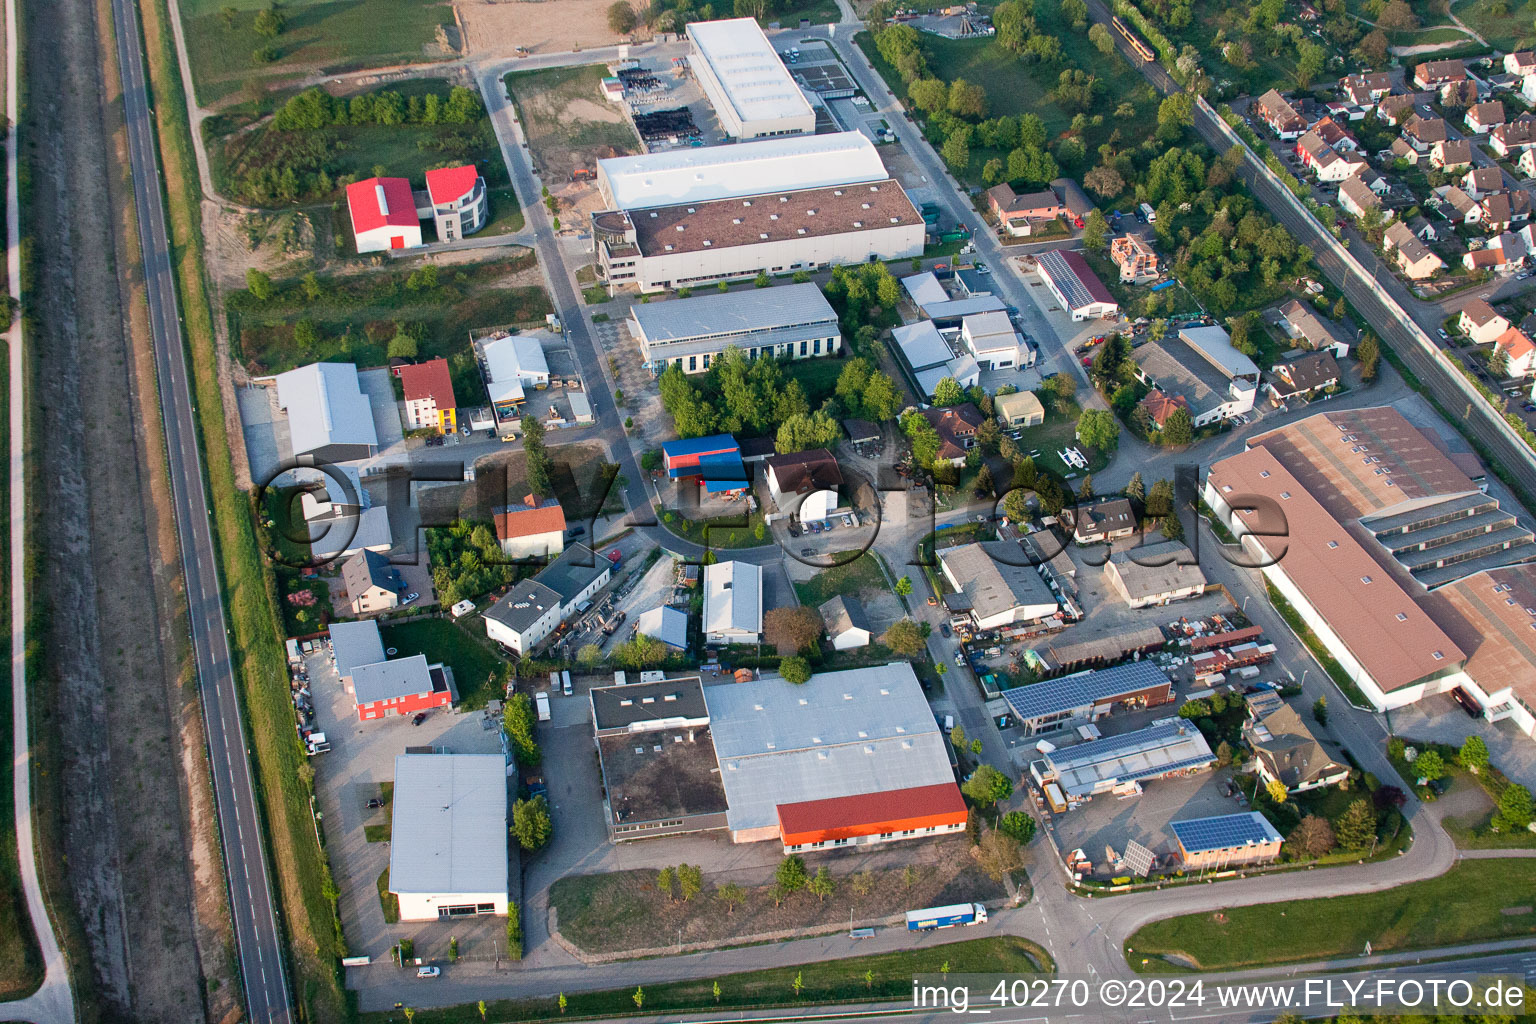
<box><xmin>274</xmin><ymin>362</ymin><xmax>379</xmax><ymax>464</ymax></box>
<box><xmin>346</xmin><ymin>177</ymin><xmax>422</xmax><ymax>253</ymax></box>
<box><xmin>1034</xmin><ymin>250</ymin><xmax>1118</xmax><ymax>321</ymax></box>
<box><xmin>627</xmin><ymin>283</ymin><xmax>841</xmax><ymax>374</ymax></box>
<box><xmin>662</xmin><ymin>434</ymin><xmax>749</xmax><ymax>496</ymax></box>
<box><xmin>480</xmin><ymin>333</ymin><xmax>551</xmax><ymax>425</ymax></box>
<box><xmin>1104</xmin><ymin>541</ymin><xmax>1207</xmax><ymax>608</ymax></box>
<box><xmin>891</xmin><ymin>320</ymin><xmax>980</xmax><ymax>400</ymax></box>
<box><xmin>938</xmin><ymin>542</ymin><xmax>1059</xmax><ymax>630</ymax></box>
<box><xmin>591</xmin><ymin>133</ymin><xmax>923</xmax><ymax>291</ymax></box>
<box><xmin>388</xmin><ymin>754</ymin><xmax>508</xmax><ymax>921</ymax></box>
<box><xmin>995</xmin><ymin>390</ymin><xmax>1044</xmax><ymax>427</ymax></box>
<box><xmin>704</xmin><ymin>560</ymin><xmax>763</xmax><ymax>644</ymax></box>
<box><xmin>331</xmin><ymin>617</ymin><xmax>449</xmax><ymax>724</ymax></box>
<box><xmin>1023</xmin><ymin>625</ymin><xmax>1167</xmax><ymax>676</ymax></box>
<box><xmin>1001</xmin><ymin>661</ymin><xmax>1174</xmax><ymax>735</ymax></box>
<box><xmin>687</xmin><ymin>18</ymin><xmax>816</xmax><ymax>139</ymax></box>
<box><xmin>590</xmin><ymin>676</ymin><xmax>727</xmax><ymax>840</ymax></box>
<box><xmin>1170</xmin><ymin>812</ymin><xmax>1282</xmax><ymax>870</ymax></box>
<box><xmin>1030</xmin><ymin>720</ymin><xmax>1214</xmax><ymax>803</ymax></box>
<box><xmin>636</xmin><ymin>605</ymin><xmax>690</xmax><ymax>651</ymax></box>
<box><xmin>1132</xmin><ymin>332</ymin><xmax>1258</xmax><ymax>428</ymax></box>
<box><xmin>484</xmin><ymin>543</ymin><xmax>612</xmax><ymax>654</ymax></box>
<box><xmin>703</xmin><ymin>663</ymin><xmax>966</xmax><ymax>850</ymax></box>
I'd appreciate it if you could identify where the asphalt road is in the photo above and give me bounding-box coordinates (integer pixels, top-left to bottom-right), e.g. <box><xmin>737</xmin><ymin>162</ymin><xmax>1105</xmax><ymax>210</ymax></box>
<box><xmin>108</xmin><ymin>1</ymin><xmax>292</xmax><ymax>1021</ymax></box>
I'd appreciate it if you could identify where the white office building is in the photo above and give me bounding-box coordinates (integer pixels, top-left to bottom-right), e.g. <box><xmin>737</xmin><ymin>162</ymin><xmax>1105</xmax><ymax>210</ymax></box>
<box><xmin>704</xmin><ymin>560</ymin><xmax>763</xmax><ymax>644</ymax></box>
<box><xmin>388</xmin><ymin>754</ymin><xmax>508</xmax><ymax>921</ymax></box>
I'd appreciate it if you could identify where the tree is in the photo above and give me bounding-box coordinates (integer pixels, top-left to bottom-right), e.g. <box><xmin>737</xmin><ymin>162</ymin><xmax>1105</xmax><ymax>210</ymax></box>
<box><xmin>880</xmin><ymin>618</ymin><xmax>925</xmax><ymax>657</ymax></box>
<box><xmin>387</xmin><ymin>328</ymin><xmax>419</xmax><ymax>360</ymax></box>
<box><xmin>776</xmin><ymin>410</ymin><xmax>841</xmax><ymax>453</ymax></box>
<box><xmin>765</xmin><ymin>606</ymin><xmax>823</xmax><ymax>654</ymax></box>
<box><xmin>1089</xmin><ymin>22</ymin><xmax>1114</xmax><ymax>53</ymax></box>
<box><xmin>246</xmin><ymin>268</ymin><xmax>274</xmax><ymax>301</ymax></box>
<box><xmin>895</xmin><ymin>575</ymin><xmax>914</xmax><ymax>597</ymax></box>
<box><xmin>607</xmin><ymin>0</ymin><xmax>637</xmax><ymax>33</ymax></box>
<box><xmin>809</xmin><ymin>866</ymin><xmax>836</xmax><ymax>901</ymax></box>
<box><xmin>1085</xmin><ymin>164</ymin><xmax>1125</xmax><ymax>200</ymax></box>
<box><xmin>1266</xmin><ymin>778</ymin><xmax>1289</xmax><ymax>803</ymax></box>
<box><xmin>1125</xmin><ymin>472</ymin><xmax>1145</xmax><ymax>504</ymax></box>
<box><xmin>1290</xmin><ymin>814</ymin><xmax>1336</xmax><ymax>858</ymax></box>
<box><xmin>1216</xmin><ymin>740</ymin><xmax>1234</xmax><ymax>766</ymax></box>
<box><xmin>1377</xmin><ymin>0</ymin><xmax>1419</xmax><ymax>30</ymax></box>
<box><xmin>908</xmin><ymin>77</ymin><xmax>949</xmax><ymax>113</ymax></box>
<box><xmin>940</xmin><ymin>126</ymin><xmax>972</xmax><ymax>172</ymax></box>
<box><xmin>1493</xmin><ymin>784</ymin><xmax>1535</xmax><ymax>831</ymax></box>
<box><xmin>633</xmin><ymin>987</ymin><xmax>645</xmax><ymax>1010</ymax></box>
<box><xmin>1051</xmin><ymin>372</ymin><xmax>1078</xmax><ymax>402</ymax></box>
<box><xmin>1296</xmin><ymin>41</ymin><xmax>1327</xmax><ymax>87</ymax></box>
<box><xmin>1357</xmin><ymin>29</ymin><xmax>1389</xmax><ymax>66</ymax></box>
<box><xmin>779</xmin><ymin>656</ymin><xmax>812</xmax><ymax>684</ymax></box>
<box><xmin>657</xmin><ymin>866</ymin><xmax>675</xmax><ymax>899</ymax></box>
<box><xmin>1357</xmin><ymin>333</ymin><xmax>1380</xmax><ymax>381</ymax></box>
<box><xmin>1459</xmin><ymin>735</ymin><xmax>1490</xmax><ymax>774</ymax></box>
<box><xmin>504</xmin><ymin>694</ymin><xmax>541</xmax><ymax>765</ymax></box>
<box><xmin>998</xmin><ymin>810</ymin><xmax>1036</xmax><ymax>843</ymax></box>
<box><xmin>715</xmin><ymin>881</ymin><xmax>747</xmax><ymax>913</ymax></box>
<box><xmin>970</xmin><ymin>828</ymin><xmax>1024</xmax><ymax>881</ymax></box>
<box><xmin>754</xmin><ymin>269</ymin><xmax>772</xmax><ymax>288</ymax></box>
<box><xmin>1161</xmin><ymin>406</ymin><xmax>1193</xmax><ymax>446</ymax></box>
<box><xmin>932</xmin><ymin>376</ymin><xmax>964</xmax><ymax>407</ymax></box>
<box><xmin>1313</xmin><ymin>696</ymin><xmax>1329</xmax><ymax>726</ymax></box>
<box><xmin>512</xmin><ymin>796</ymin><xmax>553</xmax><ymax>850</ymax></box>
<box><xmin>253</xmin><ymin>5</ymin><xmax>285</xmax><ymax>38</ymax></box>
<box><xmin>774</xmin><ymin>856</ymin><xmax>808</xmax><ymax>901</ymax></box>
<box><xmin>962</xmin><ymin>764</ymin><xmax>1013</xmax><ymax>806</ymax></box>
<box><xmin>1334</xmin><ymin>798</ymin><xmax>1376</xmax><ymax>850</ymax></box>
<box><xmin>1076</xmin><ymin>408</ymin><xmax>1120</xmax><ymax>454</ymax></box>
<box><xmin>578</xmin><ymin>643</ymin><xmax>604</xmax><ymax>667</ymax></box>
<box><xmin>1156</xmin><ymin>93</ymin><xmax>1194</xmax><ymax>143</ymax></box>
<box><xmin>521</xmin><ymin>416</ymin><xmax>553</xmax><ymax>496</ymax></box>
<box><xmin>1412</xmin><ymin>749</ymin><xmax>1445</xmax><ymax>782</ymax></box>
<box><xmin>947</xmin><ymin>79</ymin><xmax>988</xmax><ymax>119</ymax></box>
<box><xmin>950</xmin><ymin>723</ymin><xmax>967</xmax><ymax>749</ymax></box>
<box><xmin>1491</xmin><ymin>343</ymin><xmax>1511</xmax><ymax>378</ymax></box>
<box><xmin>714</xmin><ymin>981</ymin><xmax>722</xmax><ymax>1003</ymax></box>
<box><xmin>558</xmin><ymin>994</ymin><xmax>567</xmax><ymax>1015</ymax></box>
<box><xmin>1082</xmin><ymin>209</ymin><xmax>1108</xmax><ymax>251</ymax></box>
<box><xmin>677</xmin><ymin>863</ymin><xmax>703</xmax><ymax>901</ymax></box>
<box><xmin>1078</xmin><ymin>474</ymin><xmax>1094</xmax><ymax>500</ymax></box>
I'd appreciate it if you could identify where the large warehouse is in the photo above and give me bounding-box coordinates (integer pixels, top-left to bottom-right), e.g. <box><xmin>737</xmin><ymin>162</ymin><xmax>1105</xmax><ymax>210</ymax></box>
<box><xmin>592</xmin><ymin>134</ymin><xmax>924</xmax><ymax>291</ymax></box>
<box><xmin>274</xmin><ymin>362</ymin><xmax>379</xmax><ymax>464</ymax></box>
<box><xmin>1030</xmin><ymin>720</ymin><xmax>1214</xmax><ymax>803</ymax></box>
<box><xmin>1002</xmin><ymin>661</ymin><xmax>1175</xmax><ymax>735</ymax></box>
<box><xmin>628</xmin><ymin>283</ymin><xmax>841</xmax><ymax>373</ymax></box>
<box><xmin>388</xmin><ymin>754</ymin><xmax>508</xmax><ymax>921</ymax></box>
<box><xmin>703</xmin><ymin>663</ymin><xmax>965</xmax><ymax>850</ymax></box>
<box><xmin>687</xmin><ymin>18</ymin><xmax>816</xmax><ymax>139</ymax></box>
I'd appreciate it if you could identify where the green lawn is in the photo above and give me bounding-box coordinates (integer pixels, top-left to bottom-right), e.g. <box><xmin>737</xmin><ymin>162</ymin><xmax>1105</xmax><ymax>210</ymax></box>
<box><xmin>360</xmin><ymin>936</ymin><xmax>1048</xmax><ymax>1023</ymax></box>
<box><xmin>781</xmin><ymin>356</ymin><xmax>846</xmax><ymax>409</ymax></box>
<box><xmin>659</xmin><ymin>508</ymin><xmax>770</xmax><ymax>549</ymax></box>
<box><xmin>1455</xmin><ymin>0</ymin><xmax>1536</xmax><ymax>52</ymax></box>
<box><xmin>380</xmin><ymin>617</ymin><xmax>512</xmax><ymax>709</ymax></box>
<box><xmin>481</xmin><ymin>186</ymin><xmax>525</xmax><ymax>235</ymax></box>
<box><xmin>181</xmin><ymin>0</ymin><xmax>455</xmax><ymax>106</ymax></box>
<box><xmin>1011</xmin><ymin>396</ymin><xmax>1109</xmax><ymax>477</ymax></box>
<box><xmin>377</xmin><ymin>868</ymin><xmax>399</xmax><ymax>923</ymax></box>
<box><xmin>1127</xmin><ymin>859</ymin><xmax>1536</xmax><ymax>971</ymax></box>
<box><xmin>794</xmin><ymin>551</ymin><xmax>892</xmax><ymax>606</ymax></box>
<box><xmin>769</xmin><ymin>0</ymin><xmax>841</xmax><ymax>27</ymax></box>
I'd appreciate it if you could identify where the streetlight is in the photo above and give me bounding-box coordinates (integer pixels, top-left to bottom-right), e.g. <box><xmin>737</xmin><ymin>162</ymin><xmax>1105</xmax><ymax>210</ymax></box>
<box><xmin>1300</xmin><ymin>668</ymin><xmax>1309</xmax><ymax>688</ymax></box>
<box><xmin>1241</xmin><ymin>594</ymin><xmax>1250</xmax><ymax>614</ymax></box>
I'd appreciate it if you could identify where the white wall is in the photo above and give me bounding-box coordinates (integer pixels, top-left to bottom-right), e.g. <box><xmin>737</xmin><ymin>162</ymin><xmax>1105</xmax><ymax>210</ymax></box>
<box><xmin>396</xmin><ymin>891</ymin><xmax>508</xmax><ymax>923</ymax></box>
<box><xmin>356</xmin><ymin>223</ymin><xmax>422</xmax><ymax>254</ymax></box>
<box><xmin>486</xmin><ymin>603</ymin><xmax>560</xmax><ymax>654</ymax></box>
<box><xmin>499</xmin><ymin>531</ymin><xmax>565</xmax><ymax>561</ymax></box>
<box><xmin>624</xmin><ymin>224</ymin><xmax>924</xmax><ymax>291</ymax></box>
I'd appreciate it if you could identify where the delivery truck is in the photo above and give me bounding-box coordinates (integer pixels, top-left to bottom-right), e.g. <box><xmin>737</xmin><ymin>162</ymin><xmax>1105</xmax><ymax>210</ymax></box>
<box><xmin>905</xmin><ymin>903</ymin><xmax>987</xmax><ymax>931</ymax></box>
<box><xmin>535</xmin><ymin>691</ymin><xmax>551</xmax><ymax>722</ymax></box>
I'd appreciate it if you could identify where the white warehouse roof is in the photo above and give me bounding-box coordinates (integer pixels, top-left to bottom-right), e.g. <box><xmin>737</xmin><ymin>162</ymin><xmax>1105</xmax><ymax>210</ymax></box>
<box><xmin>483</xmin><ymin>335</ymin><xmax>549</xmax><ymax>406</ymax></box>
<box><xmin>274</xmin><ymin>362</ymin><xmax>379</xmax><ymax>458</ymax></box>
<box><xmin>388</xmin><ymin>754</ymin><xmax>508</xmax><ymax>899</ymax></box>
<box><xmin>687</xmin><ymin>18</ymin><xmax>815</xmax><ymax>127</ymax></box>
<box><xmin>598</xmin><ymin>132</ymin><xmax>887</xmax><ymax>210</ymax></box>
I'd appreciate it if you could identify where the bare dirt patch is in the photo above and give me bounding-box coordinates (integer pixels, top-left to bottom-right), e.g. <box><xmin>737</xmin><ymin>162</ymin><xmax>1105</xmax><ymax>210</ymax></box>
<box><xmin>459</xmin><ymin>0</ymin><xmax>649</xmax><ymax>58</ymax></box>
<box><xmin>505</xmin><ymin>63</ymin><xmax>639</xmax><ymax>181</ymax></box>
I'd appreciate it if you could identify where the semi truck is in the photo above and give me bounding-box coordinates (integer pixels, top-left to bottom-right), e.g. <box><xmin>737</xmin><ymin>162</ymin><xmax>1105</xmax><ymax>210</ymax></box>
<box><xmin>905</xmin><ymin>903</ymin><xmax>987</xmax><ymax>931</ymax></box>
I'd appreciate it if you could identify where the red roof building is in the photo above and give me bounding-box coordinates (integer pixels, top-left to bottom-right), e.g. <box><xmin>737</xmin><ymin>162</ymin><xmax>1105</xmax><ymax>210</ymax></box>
<box><xmin>424</xmin><ymin>164</ymin><xmax>488</xmax><ymax>241</ymax></box>
<box><xmin>346</xmin><ymin>177</ymin><xmax>423</xmax><ymax>253</ymax></box>
<box><xmin>394</xmin><ymin>357</ymin><xmax>458</xmax><ymax>432</ymax></box>
<box><xmin>775</xmin><ymin>782</ymin><xmax>967</xmax><ymax>851</ymax></box>
<box><xmin>493</xmin><ymin>497</ymin><xmax>568</xmax><ymax>559</ymax></box>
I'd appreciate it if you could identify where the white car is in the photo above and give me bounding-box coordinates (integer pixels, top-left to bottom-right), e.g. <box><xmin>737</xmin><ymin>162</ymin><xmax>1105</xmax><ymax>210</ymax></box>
<box><xmin>417</xmin><ymin>966</ymin><xmax>441</xmax><ymax>979</ymax></box>
<box><xmin>954</xmin><ymin>651</ymin><xmax>966</xmax><ymax>668</ymax></box>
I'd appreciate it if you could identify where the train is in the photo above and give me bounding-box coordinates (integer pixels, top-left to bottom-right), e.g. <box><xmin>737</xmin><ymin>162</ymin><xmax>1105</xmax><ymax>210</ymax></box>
<box><xmin>1112</xmin><ymin>16</ymin><xmax>1155</xmax><ymax>63</ymax></box>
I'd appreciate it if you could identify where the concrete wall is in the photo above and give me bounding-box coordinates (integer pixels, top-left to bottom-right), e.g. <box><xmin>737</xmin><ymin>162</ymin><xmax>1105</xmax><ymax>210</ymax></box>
<box><xmin>624</xmin><ymin>224</ymin><xmax>925</xmax><ymax>292</ymax></box>
<box><xmin>396</xmin><ymin>890</ymin><xmax>508</xmax><ymax>923</ymax></box>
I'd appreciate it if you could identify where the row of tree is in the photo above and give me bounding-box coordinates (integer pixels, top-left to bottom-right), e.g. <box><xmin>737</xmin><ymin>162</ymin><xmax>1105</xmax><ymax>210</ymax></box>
<box><xmin>272</xmin><ymin>86</ymin><xmax>484</xmax><ymax>132</ymax></box>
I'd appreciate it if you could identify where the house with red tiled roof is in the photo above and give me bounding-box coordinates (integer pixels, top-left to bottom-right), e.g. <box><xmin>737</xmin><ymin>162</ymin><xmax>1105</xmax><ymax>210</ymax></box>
<box><xmin>1254</xmin><ymin>89</ymin><xmax>1307</xmax><ymax>139</ymax></box>
<box><xmin>423</xmin><ymin>164</ymin><xmax>488</xmax><ymax>242</ymax></box>
<box><xmin>1465</xmin><ymin>101</ymin><xmax>1506</xmax><ymax>134</ymax></box>
<box><xmin>394</xmin><ymin>357</ymin><xmax>458</xmax><ymax>433</ymax></box>
<box><xmin>921</xmin><ymin>403</ymin><xmax>985</xmax><ymax>466</ymax></box>
<box><xmin>493</xmin><ymin>497</ymin><xmax>568</xmax><ymax>559</ymax></box>
<box><xmin>1495</xmin><ymin>326</ymin><xmax>1536</xmax><ymax>377</ymax></box>
<box><xmin>1138</xmin><ymin>388</ymin><xmax>1189</xmax><ymax>431</ymax></box>
<box><xmin>346</xmin><ymin>177</ymin><xmax>422</xmax><ymax>253</ymax></box>
<box><xmin>1413</xmin><ymin>58</ymin><xmax>1466</xmax><ymax>90</ymax></box>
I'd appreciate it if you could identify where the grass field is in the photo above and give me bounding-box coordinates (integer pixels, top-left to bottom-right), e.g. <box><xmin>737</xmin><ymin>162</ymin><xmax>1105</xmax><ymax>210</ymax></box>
<box><xmin>180</xmin><ymin>0</ymin><xmax>455</xmax><ymax>106</ymax></box>
<box><xmin>793</xmin><ymin>551</ymin><xmax>891</xmax><ymax>606</ymax></box>
<box><xmin>380</xmin><ymin>617</ymin><xmax>511</xmax><ymax>709</ymax></box>
<box><xmin>1447</xmin><ymin>0</ymin><xmax>1533</xmax><ymax>52</ymax></box>
<box><xmin>358</xmin><ymin>935</ymin><xmax>1048</xmax><ymax>1023</ymax></box>
<box><xmin>504</xmin><ymin>65</ymin><xmax>640</xmax><ymax>181</ymax></box>
<box><xmin>226</xmin><ymin>254</ymin><xmax>549</xmax><ymax>404</ymax></box>
<box><xmin>782</xmin><ymin>356</ymin><xmax>847</xmax><ymax>410</ymax></box>
<box><xmin>1129</xmin><ymin>859</ymin><xmax>1536</xmax><ymax>971</ymax></box>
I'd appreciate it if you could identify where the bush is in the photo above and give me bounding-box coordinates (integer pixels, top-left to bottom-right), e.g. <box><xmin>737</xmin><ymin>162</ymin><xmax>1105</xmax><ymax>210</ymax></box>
<box><xmin>998</xmin><ymin>811</ymin><xmax>1037</xmax><ymax>843</ymax></box>
<box><xmin>507</xmin><ymin>901</ymin><xmax>523</xmax><ymax>959</ymax></box>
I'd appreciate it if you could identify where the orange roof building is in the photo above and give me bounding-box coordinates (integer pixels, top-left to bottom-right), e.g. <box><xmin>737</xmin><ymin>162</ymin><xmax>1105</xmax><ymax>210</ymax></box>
<box><xmin>493</xmin><ymin>498</ymin><xmax>568</xmax><ymax>560</ymax></box>
<box><xmin>776</xmin><ymin>783</ymin><xmax>967</xmax><ymax>850</ymax></box>
<box><xmin>395</xmin><ymin>357</ymin><xmax>458</xmax><ymax>433</ymax></box>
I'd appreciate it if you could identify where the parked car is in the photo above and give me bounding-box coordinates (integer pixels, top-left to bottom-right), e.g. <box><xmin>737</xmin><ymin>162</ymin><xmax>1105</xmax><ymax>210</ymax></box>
<box><xmin>412</xmin><ymin>713</ymin><xmax>427</xmax><ymax>726</ymax></box>
<box><xmin>842</xmin><ymin>514</ymin><xmax>854</xmax><ymax>527</ymax></box>
<box><xmin>402</xmin><ymin>592</ymin><xmax>420</xmax><ymax>604</ymax></box>
<box><xmin>366</xmin><ymin>798</ymin><xmax>383</xmax><ymax>809</ymax></box>
<box><xmin>1450</xmin><ymin>686</ymin><xmax>1482</xmax><ymax>718</ymax></box>
<box><xmin>1438</xmin><ymin>328</ymin><xmax>1450</xmax><ymax>340</ymax></box>
<box><xmin>569</xmin><ymin>525</ymin><xmax>586</xmax><ymax>537</ymax></box>
<box><xmin>940</xmin><ymin>623</ymin><xmax>951</xmax><ymax>638</ymax></box>
<box><xmin>417</xmin><ymin>967</ymin><xmax>441</xmax><ymax>979</ymax></box>
<box><xmin>954</xmin><ymin>651</ymin><xmax>966</xmax><ymax>668</ymax></box>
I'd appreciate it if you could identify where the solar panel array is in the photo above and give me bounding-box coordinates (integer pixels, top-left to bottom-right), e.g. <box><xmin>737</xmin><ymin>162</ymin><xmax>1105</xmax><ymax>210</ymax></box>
<box><xmin>1001</xmin><ymin>661</ymin><xmax>1171</xmax><ymax>721</ymax></box>
<box><xmin>1122</xmin><ymin>839</ymin><xmax>1155</xmax><ymax>877</ymax></box>
<box><xmin>1037</xmin><ymin>250</ymin><xmax>1099</xmax><ymax>311</ymax></box>
<box><xmin>1169</xmin><ymin>812</ymin><xmax>1281</xmax><ymax>854</ymax></box>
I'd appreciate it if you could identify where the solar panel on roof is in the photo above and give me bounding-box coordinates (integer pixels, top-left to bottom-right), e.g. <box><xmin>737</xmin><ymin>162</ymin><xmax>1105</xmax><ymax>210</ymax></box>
<box><xmin>1170</xmin><ymin>812</ymin><xmax>1281</xmax><ymax>854</ymax></box>
<box><xmin>1122</xmin><ymin>839</ymin><xmax>1155</xmax><ymax>877</ymax></box>
<box><xmin>1001</xmin><ymin>661</ymin><xmax>1171</xmax><ymax>721</ymax></box>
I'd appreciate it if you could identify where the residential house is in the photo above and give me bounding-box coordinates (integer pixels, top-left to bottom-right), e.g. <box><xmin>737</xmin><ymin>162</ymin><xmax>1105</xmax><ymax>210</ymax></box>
<box><xmin>995</xmin><ymin>390</ymin><xmax>1044</xmax><ymax>427</ymax></box>
<box><xmin>764</xmin><ymin>448</ymin><xmax>843</xmax><ymax>522</ymax></box>
<box><xmin>1480</xmin><ymin>189</ymin><xmax>1532</xmax><ymax>232</ymax></box>
<box><xmin>1413</xmin><ymin>58</ymin><xmax>1467</xmax><ymax>90</ymax></box>
<box><xmin>703</xmin><ymin>560</ymin><xmax>763</xmax><ymax>644</ymax></box>
<box><xmin>1254</xmin><ymin>89</ymin><xmax>1307</xmax><ymax>139</ymax></box>
<box><xmin>422</xmin><ymin>165</ymin><xmax>487</xmax><ymax>243</ymax></box>
<box><xmin>1488</xmin><ymin>117</ymin><xmax>1536</xmax><ymax>157</ymax></box>
<box><xmin>351</xmin><ymin>656</ymin><xmax>452</xmax><ymax>722</ymax></box>
<box><xmin>1110</xmin><ymin>234</ymin><xmax>1159</xmax><ymax>284</ymax></box>
<box><xmin>1495</xmin><ymin>326</ymin><xmax>1536</xmax><ymax>377</ymax></box>
<box><xmin>1296</xmin><ymin>131</ymin><xmax>1366</xmax><ymax>181</ymax></box>
<box><xmin>1311</xmin><ymin>116</ymin><xmax>1358</xmax><ymax>152</ymax></box>
<box><xmin>1466</xmin><ymin>101</ymin><xmax>1507</xmax><ymax>134</ymax></box>
<box><xmin>1464</xmin><ymin>242</ymin><xmax>1521</xmax><ymax>274</ymax></box>
<box><xmin>1407</xmin><ymin>215</ymin><xmax>1441</xmax><ymax>243</ymax></box>
<box><xmin>1507</xmin><ymin>51</ymin><xmax>1536</xmax><ymax>77</ymax></box>
<box><xmin>1378</xmin><ymin>92</ymin><xmax>1432</xmax><ymax>124</ymax></box>
<box><xmin>342</xmin><ymin>549</ymin><xmax>402</xmax><ymax>615</ymax></box>
<box><xmin>1441</xmin><ymin>79</ymin><xmax>1479</xmax><ymax>108</ymax></box>
<box><xmin>1383</xmin><ymin>221</ymin><xmax>1445</xmax><ymax>279</ymax></box>
<box><xmin>1067</xmin><ymin>498</ymin><xmax>1137</xmax><ymax>545</ymax></box>
<box><xmin>1463</xmin><ymin>166</ymin><xmax>1504</xmax><ymax>199</ymax></box>
<box><xmin>1049</xmin><ymin>177</ymin><xmax>1095</xmax><ymax>226</ymax></box>
<box><xmin>1403</xmin><ymin>115</ymin><xmax>1448</xmax><ymax>152</ymax></box>
<box><xmin>1459</xmin><ymin>298</ymin><xmax>1511</xmax><ymax>343</ymax></box>
<box><xmin>1138</xmin><ymin>388</ymin><xmax>1189</xmax><ymax>432</ymax></box>
<box><xmin>1264</xmin><ymin>351</ymin><xmax>1341</xmax><ymax>404</ymax></box>
<box><xmin>1388</xmin><ymin>137</ymin><xmax>1420</xmax><ymax>166</ymax></box>
<box><xmin>1519</xmin><ymin>148</ymin><xmax>1536</xmax><ymax>178</ymax></box>
<box><xmin>819</xmin><ymin>595</ymin><xmax>872</xmax><ymax>651</ymax></box>
<box><xmin>1431</xmin><ymin>139</ymin><xmax>1474</xmax><ymax>171</ymax></box>
<box><xmin>921</xmin><ymin>403</ymin><xmax>985</xmax><ymax>467</ymax></box>
<box><xmin>1338</xmin><ymin>174</ymin><xmax>1388</xmax><ymax>222</ymax></box>
<box><xmin>484</xmin><ymin>543</ymin><xmax>612</xmax><ymax>654</ymax></box>
<box><xmin>1340</xmin><ymin>71</ymin><xmax>1392</xmax><ymax>107</ymax></box>
<box><xmin>492</xmin><ymin>497</ymin><xmax>567</xmax><ymax>560</ymax></box>
<box><xmin>1439</xmin><ymin>184</ymin><xmax>1481</xmax><ymax>224</ymax></box>
<box><xmin>1274</xmin><ymin>299</ymin><xmax>1353</xmax><ymax>357</ymax></box>
<box><xmin>346</xmin><ymin>177</ymin><xmax>422</xmax><ymax>253</ymax></box>
<box><xmin>960</xmin><ymin>310</ymin><xmax>1028</xmax><ymax>370</ymax></box>
<box><xmin>395</xmin><ymin>357</ymin><xmax>458</xmax><ymax>433</ymax></box>
<box><xmin>1244</xmin><ymin>702</ymin><xmax>1350</xmax><ymax>793</ymax></box>
<box><xmin>985</xmin><ymin>184</ymin><xmax>1067</xmax><ymax>236</ymax></box>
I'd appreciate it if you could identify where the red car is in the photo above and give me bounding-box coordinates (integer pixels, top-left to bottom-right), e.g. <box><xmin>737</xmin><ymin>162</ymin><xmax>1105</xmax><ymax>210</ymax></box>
<box><xmin>1082</xmin><ymin>354</ymin><xmax>1094</xmax><ymax>367</ymax></box>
